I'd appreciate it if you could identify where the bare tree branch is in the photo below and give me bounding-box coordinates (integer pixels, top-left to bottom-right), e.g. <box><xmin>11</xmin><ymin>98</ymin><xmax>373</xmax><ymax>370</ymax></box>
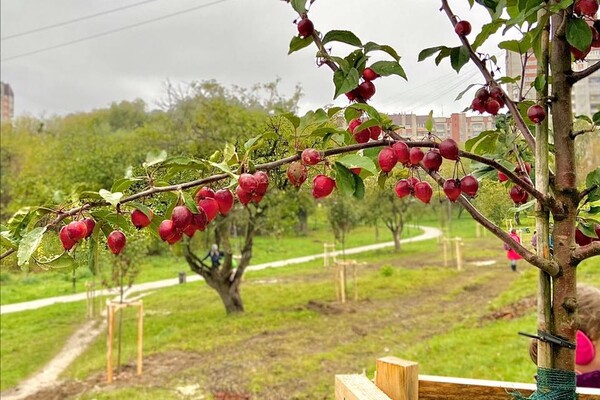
<box><xmin>570</xmin><ymin>60</ymin><xmax>600</xmax><ymax>84</ymax></box>
<box><xmin>570</xmin><ymin>127</ymin><xmax>597</xmax><ymax>139</ymax></box>
<box><xmin>580</xmin><ymin>184</ymin><xmax>599</xmax><ymax>201</ymax></box>
<box><xmin>571</xmin><ymin>241</ymin><xmax>600</xmax><ymax>265</ymax></box>
<box><xmin>439</xmin><ymin>0</ymin><xmax>537</xmax><ymax>154</ymax></box>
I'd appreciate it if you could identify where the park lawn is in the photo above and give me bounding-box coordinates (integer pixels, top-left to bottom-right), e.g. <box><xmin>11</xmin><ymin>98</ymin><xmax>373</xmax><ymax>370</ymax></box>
<box><xmin>0</xmin><ymin>220</ymin><xmax>411</xmax><ymax>306</ymax></box>
<box><xmin>0</xmin><ymin>301</ymin><xmax>88</xmax><ymax>391</ymax></box>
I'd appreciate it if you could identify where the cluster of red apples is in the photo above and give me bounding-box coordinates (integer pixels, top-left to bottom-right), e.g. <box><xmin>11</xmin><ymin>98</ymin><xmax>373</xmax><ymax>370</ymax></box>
<box><xmin>380</xmin><ymin>138</ymin><xmax>479</xmax><ymax>204</ymax></box>
<box><xmin>158</xmin><ymin>172</ymin><xmax>269</xmax><ymax>245</ymax></box>
<box><xmin>60</xmin><ymin>217</ymin><xmax>127</xmax><ymax>255</ymax></box>
<box><xmin>471</xmin><ymin>85</ymin><xmax>506</xmax><ymax>116</ymax></box>
<box><xmin>498</xmin><ymin>162</ymin><xmax>532</xmax><ymax>205</ymax></box>
<box><xmin>295</xmin><ymin>16</ymin><xmax>379</xmax><ymax>103</ymax></box>
<box><xmin>286</xmin><ymin>149</ymin><xmax>336</xmax><ymax>199</ymax></box>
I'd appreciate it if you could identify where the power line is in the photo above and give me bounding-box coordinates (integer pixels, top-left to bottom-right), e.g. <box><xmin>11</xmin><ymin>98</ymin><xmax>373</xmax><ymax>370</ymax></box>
<box><xmin>1</xmin><ymin>0</ymin><xmax>233</xmax><ymax>62</ymax></box>
<box><xmin>1</xmin><ymin>0</ymin><xmax>164</xmax><ymax>41</ymax></box>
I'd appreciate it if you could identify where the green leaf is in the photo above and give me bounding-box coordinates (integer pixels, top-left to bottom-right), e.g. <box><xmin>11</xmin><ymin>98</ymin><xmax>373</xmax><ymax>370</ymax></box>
<box><xmin>497</xmin><ymin>75</ymin><xmax>522</xmax><ymax>85</ymax></box>
<box><xmin>99</xmin><ymin>189</ymin><xmax>123</xmax><ymax>206</ymax></box>
<box><xmin>322</xmin><ymin>30</ymin><xmax>362</xmax><ymax>47</ymax></box>
<box><xmin>418</xmin><ymin>46</ymin><xmax>446</xmax><ymax>62</ymax></box>
<box><xmin>509</xmin><ymin>200</ymin><xmax>535</xmax><ymax>213</ymax></box>
<box><xmin>45</xmin><ymin>252</ymin><xmax>76</xmax><ymax>271</ymax></box>
<box><xmin>578</xmin><ymin>221</ymin><xmax>599</xmax><ymax>238</ymax></box>
<box><xmin>336</xmin><ymin>154</ymin><xmax>378</xmax><ymax>176</ymax></box>
<box><xmin>369</xmin><ymin>60</ymin><xmax>407</xmax><ymax>80</ymax></box>
<box><xmin>99</xmin><ymin>213</ymin><xmax>130</xmax><ymax>232</ymax></box>
<box><xmin>7</xmin><ymin>207</ymin><xmax>38</xmax><ymax>240</ymax></box>
<box><xmin>465</xmin><ymin>130</ymin><xmax>499</xmax><ymax>154</ymax></box>
<box><xmin>144</xmin><ymin>150</ymin><xmax>167</xmax><ymax>168</ymax></box>
<box><xmin>162</xmin><ymin>157</ymin><xmax>207</xmax><ymax>170</ymax></box>
<box><xmin>499</xmin><ymin>40</ymin><xmax>525</xmax><ymax>53</ymax></box>
<box><xmin>182</xmin><ymin>192</ymin><xmax>200</xmax><ymax>214</ymax></box>
<box><xmin>355</xmin><ymin>119</ymin><xmax>380</xmax><ymax>133</ymax></box>
<box><xmin>533</xmin><ymin>75</ymin><xmax>547</xmax><ymax>93</ymax></box>
<box><xmin>288</xmin><ymin>35</ymin><xmax>314</xmax><ymax>55</ymax></box>
<box><xmin>567</xmin><ymin>17</ymin><xmax>592</xmax><ymax>52</ymax></box>
<box><xmin>455</xmin><ymin>83</ymin><xmax>478</xmax><ymax>101</ymax></box>
<box><xmin>327</xmin><ymin>107</ymin><xmax>343</xmax><ymax>118</ymax></box>
<box><xmin>17</xmin><ymin>227</ymin><xmax>47</xmax><ymax>267</ymax></box>
<box><xmin>208</xmin><ymin>161</ymin><xmax>239</xmax><ymax>180</ymax></box>
<box><xmin>111</xmin><ymin>177</ymin><xmax>142</xmax><ymax>193</ymax></box>
<box><xmin>281</xmin><ymin>113</ymin><xmax>300</xmax><ymax>128</ymax></box>
<box><xmin>548</xmin><ymin>0</ymin><xmax>576</xmax><ymax>12</ymax></box>
<box><xmin>472</xmin><ymin>19</ymin><xmax>504</xmax><ymax>51</ymax></box>
<box><xmin>333</xmin><ymin>68</ymin><xmax>360</xmax><ymax>99</ymax></box>
<box><xmin>290</xmin><ymin>0</ymin><xmax>306</xmax><ymax>14</ymax></box>
<box><xmin>244</xmin><ymin>135</ymin><xmax>263</xmax><ymax>151</ymax></box>
<box><xmin>593</xmin><ymin>111</ymin><xmax>600</xmax><ymax>125</ymax></box>
<box><xmin>334</xmin><ymin>163</ymin><xmax>356</xmax><ymax>197</ymax></box>
<box><xmin>348</xmin><ymin>103</ymin><xmax>382</xmax><ymax>122</ymax></box>
<box><xmin>0</xmin><ymin>230</ymin><xmax>17</xmax><ymax>249</ymax></box>
<box><xmin>363</xmin><ymin>42</ymin><xmax>401</xmax><ymax>62</ymax></box>
<box><xmin>425</xmin><ymin>110</ymin><xmax>434</xmax><ymax>132</ymax></box>
<box><xmin>129</xmin><ymin>202</ymin><xmax>154</xmax><ymax>219</ymax></box>
<box><xmin>353</xmin><ymin>174</ymin><xmax>365</xmax><ymax>200</ymax></box>
<box><xmin>585</xmin><ymin>167</ymin><xmax>600</xmax><ymax>188</ymax></box>
<box><xmin>344</xmin><ymin>107</ymin><xmax>362</xmax><ymax>123</ymax></box>
<box><xmin>434</xmin><ymin>47</ymin><xmax>452</xmax><ymax>66</ymax></box>
<box><xmin>450</xmin><ymin>45</ymin><xmax>470</xmax><ymax>73</ymax></box>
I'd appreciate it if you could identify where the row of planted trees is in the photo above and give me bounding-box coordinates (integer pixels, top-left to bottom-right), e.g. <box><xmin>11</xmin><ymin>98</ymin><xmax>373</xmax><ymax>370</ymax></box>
<box><xmin>1</xmin><ymin>0</ymin><xmax>600</xmax><ymax>397</ymax></box>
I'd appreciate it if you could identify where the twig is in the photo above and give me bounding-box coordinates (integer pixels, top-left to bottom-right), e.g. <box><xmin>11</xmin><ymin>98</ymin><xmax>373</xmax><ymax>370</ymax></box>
<box><xmin>439</xmin><ymin>0</ymin><xmax>537</xmax><ymax>154</ymax></box>
<box><xmin>569</xmin><ymin>61</ymin><xmax>600</xmax><ymax>84</ymax></box>
<box><xmin>571</xmin><ymin>241</ymin><xmax>600</xmax><ymax>265</ymax></box>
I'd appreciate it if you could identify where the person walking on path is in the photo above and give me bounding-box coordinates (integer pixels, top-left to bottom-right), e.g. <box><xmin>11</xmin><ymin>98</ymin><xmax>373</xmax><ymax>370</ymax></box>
<box><xmin>505</xmin><ymin>228</ymin><xmax>523</xmax><ymax>272</ymax></box>
<box><xmin>203</xmin><ymin>244</ymin><xmax>224</xmax><ymax>268</ymax></box>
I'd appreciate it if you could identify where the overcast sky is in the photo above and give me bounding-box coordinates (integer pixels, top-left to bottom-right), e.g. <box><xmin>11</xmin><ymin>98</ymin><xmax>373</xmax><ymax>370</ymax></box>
<box><xmin>1</xmin><ymin>0</ymin><xmax>505</xmax><ymax>119</ymax></box>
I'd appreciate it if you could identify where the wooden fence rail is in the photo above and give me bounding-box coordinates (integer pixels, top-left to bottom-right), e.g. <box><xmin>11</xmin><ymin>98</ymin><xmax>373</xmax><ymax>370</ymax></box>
<box><xmin>335</xmin><ymin>356</ymin><xmax>600</xmax><ymax>400</ymax></box>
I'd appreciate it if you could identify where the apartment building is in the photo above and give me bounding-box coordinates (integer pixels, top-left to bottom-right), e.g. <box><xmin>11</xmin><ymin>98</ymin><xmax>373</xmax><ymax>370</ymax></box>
<box><xmin>388</xmin><ymin>113</ymin><xmax>495</xmax><ymax>143</ymax></box>
<box><xmin>1</xmin><ymin>82</ymin><xmax>14</xmax><ymax>121</ymax></box>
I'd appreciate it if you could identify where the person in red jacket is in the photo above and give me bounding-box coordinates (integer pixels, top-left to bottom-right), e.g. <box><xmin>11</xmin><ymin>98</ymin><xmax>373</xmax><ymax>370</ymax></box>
<box><xmin>505</xmin><ymin>229</ymin><xmax>523</xmax><ymax>272</ymax></box>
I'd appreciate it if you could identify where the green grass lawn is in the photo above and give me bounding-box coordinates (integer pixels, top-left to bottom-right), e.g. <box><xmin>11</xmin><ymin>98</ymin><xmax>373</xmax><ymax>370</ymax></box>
<box><xmin>0</xmin><ymin>219</ymin><xmax>414</xmax><ymax>305</ymax></box>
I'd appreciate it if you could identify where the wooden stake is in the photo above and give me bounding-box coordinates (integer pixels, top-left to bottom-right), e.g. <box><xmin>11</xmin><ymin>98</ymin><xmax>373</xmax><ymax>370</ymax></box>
<box><xmin>375</xmin><ymin>357</ymin><xmax>418</xmax><ymax>400</ymax></box>
<box><xmin>107</xmin><ymin>304</ymin><xmax>114</xmax><ymax>383</ymax></box>
<box><xmin>442</xmin><ymin>240</ymin><xmax>448</xmax><ymax>267</ymax></box>
<box><xmin>137</xmin><ymin>301</ymin><xmax>143</xmax><ymax>375</ymax></box>
<box><xmin>455</xmin><ymin>238</ymin><xmax>463</xmax><ymax>271</ymax></box>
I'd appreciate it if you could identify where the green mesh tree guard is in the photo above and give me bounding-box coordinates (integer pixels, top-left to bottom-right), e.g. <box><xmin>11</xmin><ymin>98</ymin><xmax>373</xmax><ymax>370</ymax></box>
<box><xmin>511</xmin><ymin>367</ymin><xmax>577</xmax><ymax>400</ymax></box>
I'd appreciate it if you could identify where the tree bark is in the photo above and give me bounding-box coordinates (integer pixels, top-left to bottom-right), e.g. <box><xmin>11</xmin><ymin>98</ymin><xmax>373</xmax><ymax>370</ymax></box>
<box><xmin>549</xmin><ymin>10</ymin><xmax>578</xmax><ymax>372</ymax></box>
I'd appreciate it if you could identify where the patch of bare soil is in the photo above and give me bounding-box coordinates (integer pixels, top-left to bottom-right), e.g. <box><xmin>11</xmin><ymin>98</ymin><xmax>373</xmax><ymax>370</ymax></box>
<box><xmin>19</xmin><ymin>238</ymin><xmax>530</xmax><ymax>399</ymax></box>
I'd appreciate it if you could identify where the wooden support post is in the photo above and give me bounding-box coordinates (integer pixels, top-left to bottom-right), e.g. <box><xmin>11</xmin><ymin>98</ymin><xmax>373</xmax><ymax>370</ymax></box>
<box><xmin>353</xmin><ymin>262</ymin><xmax>358</xmax><ymax>302</ymax></box>
<box><xmin>455</xmin><ymin>238</ymin><xmax>463</xmax><ymax>271</ymax></box>
<box><xmin>107</xmin><ymin>304</ymin><xmax>114</xmax><ymax>383</ymax></box>
<box><xmin>137</xmin><ymin>301</ymin><xmax>143</xmax><ymax>376</ymax></box>
<box><xmin>375</xmin><ymin>357</ymin><xmax>418</xmax><ymax>400</ymax></box>
<box><xmin>442</xmin><ymin>239</ymin><xmax>448</xmax><ymax>268</ymax></box>
<box><xmin>106</xmin><ymin>300</ymin><xmax>144</xmax><ymax>383</ymax></box>
<box><xmin>340</xmin><ymin>263</ymin><xmax>346</xmax><ymax>304</ymax></box>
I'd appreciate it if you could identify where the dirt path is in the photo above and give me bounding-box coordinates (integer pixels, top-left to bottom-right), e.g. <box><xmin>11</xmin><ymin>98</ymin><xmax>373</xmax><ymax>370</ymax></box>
<box><xmin>18</xmin><ymin>243</ymin><xmax>528</xmax><ymax>400</ymax></box>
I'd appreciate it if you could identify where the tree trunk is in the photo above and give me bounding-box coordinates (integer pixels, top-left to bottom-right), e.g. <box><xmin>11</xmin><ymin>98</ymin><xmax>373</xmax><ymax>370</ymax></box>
<box><xmin>183</xmin><ymin>208</ymin><xmax>256</xmax><ymax>315</ymax></box>
<box><xmin>548</xmin><ymin>10</ymin><xmax>578</xmax><ymax>373</ymax></box>
<box><xmin>214</xmin><ymin>280</ymin><xmax>244</xmax><ymax>314</ymax></box>
<box><xmin>297</xmin><ymin>207</ymin><xmax>308</xmax><ymax>234</ymax></box>
<box><xmin>392</xmin><ymin>229</ymin><xmax>401</xmax><ymax>252</ymax></box>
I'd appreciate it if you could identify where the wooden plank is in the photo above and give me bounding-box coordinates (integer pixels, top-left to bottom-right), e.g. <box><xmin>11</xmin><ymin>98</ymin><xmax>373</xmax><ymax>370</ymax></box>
<box><xmin>335</xmin><ymin>375</ymin><xmax>391</xmax><ymax>400</ymax></box>
<box><xmin>375</xmin><ymin>357</ymin><xmax>418</xmax><ymax>400</ymax></box>
<box><xmin>418</xmin><ymin>375</ymin><xmax>600</xmax><ymax>400</ymax></box>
